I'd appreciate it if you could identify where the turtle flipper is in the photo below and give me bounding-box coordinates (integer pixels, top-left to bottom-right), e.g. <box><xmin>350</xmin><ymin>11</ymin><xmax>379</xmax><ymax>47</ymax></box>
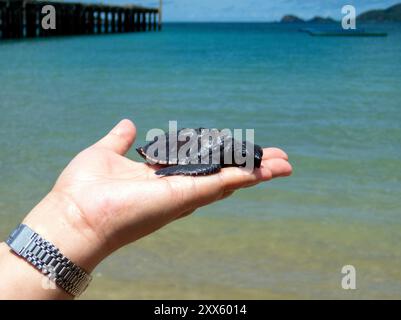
<box><xmin>155</xmin><ymin>164</ymin><xmax>221</xmax><ymax>176</ymax></box>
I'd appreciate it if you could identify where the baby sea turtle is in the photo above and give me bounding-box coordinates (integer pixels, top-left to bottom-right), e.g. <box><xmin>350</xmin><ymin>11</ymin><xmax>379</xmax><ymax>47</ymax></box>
<box><xmin>136</xmin><ymin>128</ymin><xmax>263</xmax><ymax>176</ymax></box>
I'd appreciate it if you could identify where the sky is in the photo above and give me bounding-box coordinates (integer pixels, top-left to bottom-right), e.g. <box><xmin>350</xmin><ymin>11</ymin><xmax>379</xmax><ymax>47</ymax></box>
<box><xmin>79</xmin><ymin>1</ymin><xmax>401</xmax><ymax>22</ymax></box>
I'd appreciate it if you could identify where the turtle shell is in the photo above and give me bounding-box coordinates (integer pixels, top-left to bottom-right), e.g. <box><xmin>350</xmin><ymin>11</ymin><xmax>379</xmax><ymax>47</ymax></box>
<box><xmin>136</xmin><ymin>128</ymin><xmax>262</xmax><ymax>167</ymax></box>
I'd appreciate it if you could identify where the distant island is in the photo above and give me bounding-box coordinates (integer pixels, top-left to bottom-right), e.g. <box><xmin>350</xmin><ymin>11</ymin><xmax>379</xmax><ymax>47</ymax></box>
<box><xmin>358</xmin><ymin>3</ymin><xmax>401</xmax><ymax>21</ymax></box>
<box><xmin>280</xmin><ymin>3</ymin><xmax>401</xmax><ymax>23</ymax></box>
<box><xmin>281</xmin><ymin>15</ymin><xmax>337</xmax><ymax>24</ymax></box>
<box><xmin>280</xmin><ymin>15</ymin><xmax>305</xmax><ymax>23</ymax></box>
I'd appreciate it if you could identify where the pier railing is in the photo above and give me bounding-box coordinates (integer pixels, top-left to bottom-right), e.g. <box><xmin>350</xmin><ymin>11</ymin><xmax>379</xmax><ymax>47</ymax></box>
<box><xmin>0</xmin><ymin>0</ymin><xmax>160</xmax><ymax>40</ymax></box>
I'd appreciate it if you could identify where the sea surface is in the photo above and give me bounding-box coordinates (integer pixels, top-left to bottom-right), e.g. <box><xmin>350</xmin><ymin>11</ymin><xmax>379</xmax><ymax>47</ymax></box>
<box><xmin>1</xmin><ymin>23</ymin><xmax>400</xmax><ymax>299</ymax></box>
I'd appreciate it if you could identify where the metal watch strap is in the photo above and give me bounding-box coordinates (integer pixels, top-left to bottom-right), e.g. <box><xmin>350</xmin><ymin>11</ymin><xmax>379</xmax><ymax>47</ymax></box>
<box><xmin>6</xmin><ymin>224</ymin><xmax>92</xmax><ymax>297</ymax></box>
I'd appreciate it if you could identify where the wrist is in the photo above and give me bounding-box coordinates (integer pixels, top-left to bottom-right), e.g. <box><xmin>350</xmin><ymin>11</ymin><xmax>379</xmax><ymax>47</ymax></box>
<box><xmin>0</xmin><ymin>191</ymin><xmax>103</xmax><ymax>299</ymax></box>
<box><xmin>0</xmin><ymin>242</ymin><xmax>73</xmax><ymax>299</ymax></box>
<box><xmin>21</xmin><ymin>191</ymin><xmax>105</xmax><ymax>273</ymax></box>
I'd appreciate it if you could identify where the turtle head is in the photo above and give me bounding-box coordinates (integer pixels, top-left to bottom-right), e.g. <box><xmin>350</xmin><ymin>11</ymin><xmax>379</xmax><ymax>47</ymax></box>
<box><xmin>254</xmin><ymin>144</ymin><xmax>263</xmax><ymax>168</ymax></box>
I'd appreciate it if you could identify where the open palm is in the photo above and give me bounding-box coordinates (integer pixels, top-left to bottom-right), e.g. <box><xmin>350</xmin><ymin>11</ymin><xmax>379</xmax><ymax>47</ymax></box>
<box><xmin>51</xmin><ymin>119</ymin><xmax>292</xmax><ymax>253</ymax></box>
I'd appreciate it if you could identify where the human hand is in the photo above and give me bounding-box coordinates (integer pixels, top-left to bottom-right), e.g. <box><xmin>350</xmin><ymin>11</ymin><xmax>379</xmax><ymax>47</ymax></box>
<box><xmin>23</xmin><ymin>119</ymin><xmax>292</xmax><ymax>273</ymax></box>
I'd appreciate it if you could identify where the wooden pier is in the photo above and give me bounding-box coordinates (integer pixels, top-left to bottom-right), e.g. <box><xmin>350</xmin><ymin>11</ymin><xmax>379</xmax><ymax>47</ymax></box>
<box><xmin>0</xmin><ymin>0</ymin><xmax>160</xmax><ymax>40</ymax></box>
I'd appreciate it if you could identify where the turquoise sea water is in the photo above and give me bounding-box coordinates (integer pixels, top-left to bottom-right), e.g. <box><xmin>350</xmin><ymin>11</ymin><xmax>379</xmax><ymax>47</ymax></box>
<box><xmin>1</xmin><ymin>23</ymin><xmax>401</xmax><ymax>299</ymax></box>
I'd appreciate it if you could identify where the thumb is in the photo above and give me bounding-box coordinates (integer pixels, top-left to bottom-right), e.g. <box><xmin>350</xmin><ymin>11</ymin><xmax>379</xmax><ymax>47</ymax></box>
<box><xmin>93</xmin><ymin>119</ymin><xmax>136</xmax><ymax>155</ymax></box>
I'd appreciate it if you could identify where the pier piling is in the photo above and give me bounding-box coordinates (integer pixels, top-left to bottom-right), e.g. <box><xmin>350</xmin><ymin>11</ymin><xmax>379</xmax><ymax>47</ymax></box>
<box><xmin>0</xmin><ymin>0</ymin><xmax>160</xmax><ymax>40</ymax></box>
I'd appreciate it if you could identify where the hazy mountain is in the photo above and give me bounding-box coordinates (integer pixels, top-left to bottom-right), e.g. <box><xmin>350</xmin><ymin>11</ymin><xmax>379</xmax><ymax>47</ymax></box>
<box><xmin>308</xmin><ymin>16</ymin><xmax>337</xmax><ymax>24</ymax></box>
<box><xmin>280</xmin><ymin>3</ymin><xmax>401</xmax><ymax>23</ymax></box>
<box><xmin>357</xmin><ymin>3</ymin><xmax>401</xmax><ymax>21</ymax></box>
<box><xmin>280</xmin><ymin>15</ymin><xmax>305</xmax><ymax>23</ymax></box>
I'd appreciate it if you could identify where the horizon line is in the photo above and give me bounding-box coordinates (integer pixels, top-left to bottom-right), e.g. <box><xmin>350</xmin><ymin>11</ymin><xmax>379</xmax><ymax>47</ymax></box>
<box><xmin>161</xmin><ymin>20</ymin><xmax>401</xmax><ymax>23</ymax></box>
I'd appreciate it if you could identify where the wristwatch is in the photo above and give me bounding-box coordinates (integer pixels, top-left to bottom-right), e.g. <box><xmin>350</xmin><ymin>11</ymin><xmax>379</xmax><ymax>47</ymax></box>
<box><xmin>6</xmin><ymin>224</ymin><xmax>92</xmax><ymax>297</ymax></box>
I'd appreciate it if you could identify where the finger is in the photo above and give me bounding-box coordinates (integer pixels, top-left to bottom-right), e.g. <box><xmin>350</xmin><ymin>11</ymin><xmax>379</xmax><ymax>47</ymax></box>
<box><xmin>176</xmin><ymin>188</ymin><xmax>233</xmax><ymax>221</ymax></box>
<box><xmin>171</xmin><ymin>188</ymin><xmax>235</xmax><ymax>222</ymax></box>
<box><xmin>263</xmin><ymin>158</ymin><xmax>293</xmax><ymax>179</ymax></box>
<box><xmin>208</xmin><ymin>158</ymin><xmax>292</xmax><ymax>192</ymax></box>
<box><xmin>262</xmin><ymin>147</ymin><xmax>288</xmax><ymax>160</ymax></box>
<box><xmin>176</xmin><ymin>188</ymin><xmax>233</xmax><ymax>220</ymax></box>
<box><xmin>113</xmin><ymin>158</ymin><xmax>292</xmax><ymax>234</ymax></box>
<box><xmin>164</xmin><ymin>161</ymin><xmax>283</xmax><ymax>211</ymax></box>
<box><xmin>219</xmin><ymin>190</ymin><xmax>235</xmax><ymax>200</ymax></box>
<box><xmin>175</xmin><ymin>208</ymin><xmax>196</xmax><ymax>220</ymax></box>
<box><xmin>145</xmin><ymin>163</ymin><xmax>165</xmax><ymax>171</ymax></box>
<box><xmin>237</xmin><ymin>159</ymin><xmax>293</xmax><ymax>190</ymax></box>
<box><xmin>93</xmin><ymin>119</ymin><xmax>136</xmax><ymax>155</ymax></box>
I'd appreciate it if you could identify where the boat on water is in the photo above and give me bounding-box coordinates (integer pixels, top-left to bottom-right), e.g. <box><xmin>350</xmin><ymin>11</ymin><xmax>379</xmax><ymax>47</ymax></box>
<box><xmin>300</xmin><ymin>27</ymin><xmax>388</xmax><ymax>37</ymax></box>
